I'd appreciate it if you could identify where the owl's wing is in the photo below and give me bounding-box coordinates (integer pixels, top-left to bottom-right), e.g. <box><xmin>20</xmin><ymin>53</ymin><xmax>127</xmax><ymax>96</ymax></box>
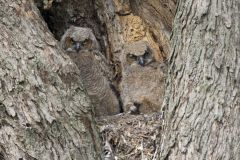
<box><xmin>92</xmin><ymin>50</ymin><xmax>114</xmax><ymax>81</ymax></box>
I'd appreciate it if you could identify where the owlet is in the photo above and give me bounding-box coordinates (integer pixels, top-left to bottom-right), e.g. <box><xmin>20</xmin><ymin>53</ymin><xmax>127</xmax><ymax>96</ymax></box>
<box><xmin>60</xmin><ymin>26</ymin><xmax>120</xmax><ymax>116</ymax></box>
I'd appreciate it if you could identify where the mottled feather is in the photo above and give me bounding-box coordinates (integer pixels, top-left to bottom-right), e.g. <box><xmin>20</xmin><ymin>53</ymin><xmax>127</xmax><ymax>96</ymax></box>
<box><xmin>60</xmin><ymin>26</ymin><xmax>120</xmax><ymax>116</ymax></box>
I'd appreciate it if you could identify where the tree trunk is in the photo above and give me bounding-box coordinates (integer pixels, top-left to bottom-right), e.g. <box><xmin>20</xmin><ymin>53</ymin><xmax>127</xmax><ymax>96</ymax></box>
<box><xmin>0</xmin><ymin>0</ymin><xmax>102</xmax><ymax>159</ymax></box>
<box><xmin>161</xmin><ymin>0</ymin><xmax>240</xmax><ymax>159</ymax></box>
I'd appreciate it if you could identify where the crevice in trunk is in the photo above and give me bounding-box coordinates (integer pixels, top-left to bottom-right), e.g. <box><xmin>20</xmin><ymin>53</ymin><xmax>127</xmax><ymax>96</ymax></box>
<box><xmin>0</xmin><ymin>152</ymin><xmax>5</xmax><ymax>160</ymax></box>
<box><xmin>34</xmin><ymin>0</ymin><xmax>124</xmax><ymax>115</ymax></box>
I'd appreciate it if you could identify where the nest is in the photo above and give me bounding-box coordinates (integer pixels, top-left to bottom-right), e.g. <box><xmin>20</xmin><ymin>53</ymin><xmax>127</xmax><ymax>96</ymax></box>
<box><xmin>96</xmin><ymin>112</ymin><xmax>164</xmax><ymax>160</ymax></box>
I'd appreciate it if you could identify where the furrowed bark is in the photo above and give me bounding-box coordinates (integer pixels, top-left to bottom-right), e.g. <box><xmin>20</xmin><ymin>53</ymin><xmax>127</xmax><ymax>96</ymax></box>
<box><xmin>0</xmin><ymin>0</ymin><xmax>102</xmax><ymax>159</ymax></box>
<box><xmin>161</xmin><ymin>0</ymin><xmax>240</xmax><ymax>159</ymax></box>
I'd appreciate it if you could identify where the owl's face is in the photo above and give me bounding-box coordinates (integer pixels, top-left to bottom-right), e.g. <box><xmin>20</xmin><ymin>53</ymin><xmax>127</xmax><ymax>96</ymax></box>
<box><xmin>61</xmin><ymin>26</ymin><xmax>100</xmax><ymax>53</ymax></box>
<box><xmin>63</xmin><ymin>36</ymin><xmax>93</xmax><ymax>53</ymax></box>
<box><xmin>125</xmin><ymin>40</ymin><xmax>155</xmax><ymax>67</ymax></box>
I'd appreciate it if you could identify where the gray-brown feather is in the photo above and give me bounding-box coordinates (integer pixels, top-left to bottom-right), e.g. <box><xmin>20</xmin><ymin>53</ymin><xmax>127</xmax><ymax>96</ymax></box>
<box><xmin>60</xmin><ymin>26</ymin><xmax>120</xmax><ymax>116</ymax></box>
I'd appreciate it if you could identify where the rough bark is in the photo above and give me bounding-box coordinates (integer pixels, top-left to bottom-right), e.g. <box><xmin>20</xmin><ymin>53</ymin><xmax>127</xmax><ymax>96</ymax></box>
<box><xmin>130</xmin><ymin>0</ymin><xmax>177</xmax><ymax>57</ymax></box>
<box><xmin>0</xmin><ymin>0</ymin><xmax>102</xmax><ymax>159</ymax></box>
<box><xmin>161</xmin><ymin>0</ymin><xmax>240</xmax><ymax>159</ymax></box>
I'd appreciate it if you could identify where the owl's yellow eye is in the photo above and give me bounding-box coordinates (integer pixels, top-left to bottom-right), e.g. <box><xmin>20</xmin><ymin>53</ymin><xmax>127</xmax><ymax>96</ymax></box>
<box><xmin>65</xmin><ymin>37</ymin><xmax>74</xmax><ymax>48</ymax></box>
<box><xmin>82</xmin><ymin>40</ymin><xmax>88</xmax><ymax>46</ymax></box>
<box><xmin>82</xmin><ymin>39</ymin><xmax>93</xmax><ymax>49</ymax></box>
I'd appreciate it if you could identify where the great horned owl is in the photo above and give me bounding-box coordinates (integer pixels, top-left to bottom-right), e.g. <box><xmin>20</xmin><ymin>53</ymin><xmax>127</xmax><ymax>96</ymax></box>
<box><xmin>120</xmin><ymin>40</ymin><xmax>164</xmax><ymax>114</ymax></box>
<box><xmin>60</xmin><ymin>26</ymin><xmax>120</xmax><ymax>116</ymax></box>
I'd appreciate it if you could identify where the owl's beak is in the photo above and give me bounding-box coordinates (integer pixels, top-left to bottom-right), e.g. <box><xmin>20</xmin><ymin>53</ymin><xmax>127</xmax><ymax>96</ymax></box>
<box><xmin>74</xmin><ymin>42</ymin><xmax>82</xmax><ymax>52</ymax></box>
<box><xmin>138</xmin><ymin>56</ymin><xmax>145</xmax><ymax>66</ymax></box>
